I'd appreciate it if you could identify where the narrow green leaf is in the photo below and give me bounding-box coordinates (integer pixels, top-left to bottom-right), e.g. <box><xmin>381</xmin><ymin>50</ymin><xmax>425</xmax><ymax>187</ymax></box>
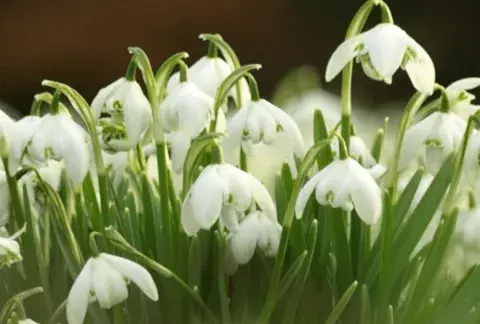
<box><xmin>277</xmin><ymin>251</ymin><xmax>307</xmax><ymax>302</ymax></box>
<box><xmin>324</xmin><ymin>281</ymin><xmax>358</xmax><ymax>324</ymax></box>
<box><xmin>378</xmin><ymin>191</ymin><xmax>394</xmax><ymax>320</ymax></box>
<box><xmin>360</xmin><ymin>285</ymin><xmax>371</xmax><ymax>324</ymax></box>
<box><xmin>313</xmin><ymin>109</ymin><xmax>334</xmax><ymax>170</ymax></box>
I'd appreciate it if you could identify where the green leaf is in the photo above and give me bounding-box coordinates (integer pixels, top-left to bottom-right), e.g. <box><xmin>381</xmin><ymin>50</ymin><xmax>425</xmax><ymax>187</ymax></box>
<box><xmin>277</xmin><ymin>251</ymin><xmax>307</xmax><ymax>302</ymax></box>
<box><xmin>360</xmin><ymin>285</ymin><xmax>371</xmax><ymax>324</ymax></box>
<box><xmin>155</xmin><ymin>51</ymin><xmax>189</xmax><ymax>100</ymax></box>
<box><xmin>313</xmin><ymin>109</ymin><xmax>334</xmax><ymax>170</ymax></box>
<box><xmin>378</xmin><ymin>191</ymin><xmax>394</xmax><ymax>321</ymax></box>
<box><xmin>324</xmin><ymin>281</ymin><xmax>358</xmax><ymax>324</ymax></box>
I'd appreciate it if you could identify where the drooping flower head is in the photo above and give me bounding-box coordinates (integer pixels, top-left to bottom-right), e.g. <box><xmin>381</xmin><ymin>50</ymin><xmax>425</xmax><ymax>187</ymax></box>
<box><xmin>446</xmin><ymin>78</ymin><xmax>480</xmax><ymax>121</ymax></box>
<box><xmin>226</xmin><ymin>99</ymin><xmax>305</xmax><ymax>175</ymax></box>
<box><xmin>326</xmin><ymin>23</ymin><xmax>435</xmax><ymax>94</ymax></box>
<box><xmin>66</xmin><ymin>253</ymin><xmax>158</xmax><ymax>324</ymax></box>
<box><xmin>0</xmin><ymin>227</ymin><xmax>24</xmax><ymax>268</ymax></box>
<box><xmin>181</xmin><ymin>163</ymin><xmax>276</xmax><ymax>236</ymax></box>
<box><xmin>400</xmin><ymin>111</ymin><xmax>467</xmax><ymax>174</ymax></box>
<box><xmin>91</xmin><ymin>77</ymin><xmax>152</xmax><ymax>152</ymax></box>
<box><xmin>296</xmin><ymin>157</ymin><xmax>382</xmax><ymax>225</ymax></box>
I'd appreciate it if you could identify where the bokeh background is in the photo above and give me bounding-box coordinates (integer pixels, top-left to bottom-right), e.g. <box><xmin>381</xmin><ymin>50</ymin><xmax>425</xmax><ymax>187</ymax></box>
<box><xmin>1</xmin><ymin>0</ymin><xmax>479</xmax><ymax>115</ymax></box>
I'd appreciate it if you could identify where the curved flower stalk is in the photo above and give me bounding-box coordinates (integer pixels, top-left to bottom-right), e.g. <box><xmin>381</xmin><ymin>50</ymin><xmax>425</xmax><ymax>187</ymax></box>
<box><xmin>91</xmin><ymin>77</ymin><xmax>152</xmax><ymax>152</ymax></box>
<box><xmin>331</xmin><ymin>135</ymin><xmax>386</xmax><ymax>179</ymax></box>
<box><xmin>66</xmin><ymin>253</ymin><xmax>158</xmax><ymax>324</ymax></box>
<box><xmin>181</xmin><ymin>163</ymin><xmax>276</xmax><ymax>236</ymax></box>
<box><xmin>0</xmin><ymin>226</ymin><xmax>24</xmax><ymax>268</ymax></box>
<box><xmin>295</xmin><ymin>157</ymin><xmax>382</xmax><ymax>225</ymax></box>
<box><xmin>167</xmin><ymin>56</ymin><xmax>250</xmax><ymax>109</ymax></box>
<box><xmin>226</xmin><ymin>97</ymin><xmax>305</xmax><ymax>175</ymax></box>
<box><xmin>399</xmin><ymin>111</ymin><xmax>467</xmax><ymax>175</ymax></box>
<box><xmin>227</xmin><ymin>211</ymin><xmax>282</xmax><ymax>271</ymax></box>
<box><xmin>326</xmin><ymin>23</ymin><xmax>435</xmax><ymax>94</ymax></box>
<box><xmin>26</xmin><ymin>112</ymin><xmax>90</xmax><ymax>185</ymax></box>
<box><xmin>160</xmin><ymin>81</ymin><xmax>225</xmax><ymax>173</ymax></box>
<box><xmin>446</xmin><ymin>78</ymin><xmax>480</xmax><ymax>121</ymax></box>
<box><xmin>0</xmin><ymin>171</ymin><xmax>10</xmax><ymax>226</ymax></box>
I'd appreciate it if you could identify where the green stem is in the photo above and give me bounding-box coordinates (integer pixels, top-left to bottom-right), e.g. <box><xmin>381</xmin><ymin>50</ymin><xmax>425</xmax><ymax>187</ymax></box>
<box><xmin>2</xmin><ymin>157</ymin><xmax>24</xmax><ymax>226</ymax></box>
<box><xmin>434</xmin><ymin>83</ymin><xmax>451</xmax><ymax>113</ymax></box>
<box><xmin>239</xmin><ymin>148</ymin><xmax>248</xmax><ymax>171</ymax></box>
<box><xmin>125</xmin><ymin>58</ymin><xmax>137</xmax><ymax>81</ymax></box>
<box><xmin>388</xmin><ymin>92</ymin><xmax>428</xmax><ymax>200</ymax></box>
<box><xmin>50</xmin><ymin>90</ymin><xmax>62</xmax><ymax>115</ymax></box>
<box><xmin>97</xmin><ymin>172</ymin><xmax>110</xmax><ymax>230</ymax></box>
<box><xmin>135</xmin><ymin>144</ymin><xmax>147</xmax><ymax>172</ymax></box>
<box><xmin>207</xmin><ymin>42</ymin><xmax>218</xmax><ymax>58</ymax></box>
<box><xmin>245</xmin><ymin>73</ymin><xmax>260</xmax><ymax>102</ymax></box>
<box><xmin>179</xmin><ymin>60</ymin><xmax>189</xmax><ymax>83</ymax></box>
<box><xmin>378</xmin><ymin>0</ymin><xmax>394</xmax><ymax>23</ymax></box>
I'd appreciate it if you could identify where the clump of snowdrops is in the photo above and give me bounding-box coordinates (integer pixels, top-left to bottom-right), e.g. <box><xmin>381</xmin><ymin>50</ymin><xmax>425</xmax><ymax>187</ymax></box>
<box><xmin>2</xmin><ymin>1</ymin><xmax>480</xmax><ymax>323</ymax></box>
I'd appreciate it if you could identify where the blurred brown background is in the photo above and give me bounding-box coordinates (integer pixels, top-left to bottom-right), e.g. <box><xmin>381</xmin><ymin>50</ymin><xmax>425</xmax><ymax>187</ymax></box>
<box><xmin>0</xmin><ymin>0</ymin><xmax>479</xmax><ymax>114</ymax></box>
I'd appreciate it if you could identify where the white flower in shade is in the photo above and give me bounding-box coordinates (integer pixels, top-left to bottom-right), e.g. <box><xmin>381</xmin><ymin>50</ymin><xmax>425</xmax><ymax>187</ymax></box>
<box><xmin>331</xmin><ymin>135</ymin><xmax>386</xmax><ymax>179</ymax></box>
<box><xmin>400</xmin><ymin>111</ymin><xmax>466</xmax><ymax>174</ymax></box>
<box><xmin>0</xmin><ymin>109</ymin><xmax>23</xmax><ymax>174</ymax></box>
<box><xmin>455</xmin><ymin>205</ymin><xmax>480</xmax><ymax>252</ymax></box>
<box><xmin>0</xmin><ymin>227</ymin><xmax>24</xmax><ymax>267</ymax></box>
<box><xmin>160</xmin><ymin>81</ymin><xmax>218</xmax><ymax>173</ymax></box>
<box><xmin>167</xmin><ymin>56</ymin><xmax>251</xmax><ymax>108</ymax></box>
<box><xmin>91</xmin><ymin>77</ymin><xmax>152</xmax><ymax>152</ymax></box>
<box><xmin>446</xmin><ymin>78</ymin><xmax>480</xmax><ymax>120</ymax></box>
<box><xmin>462</xmin><ymin>131</ymin><xmax>480</xmax><ymax>189</ymax></box>
<box><xmin>226</xmin><ymin>99</ymin><xmax>305</xmax><ymax>175</ymax></box>
<box><xmin>181</xmin><ymin>163</ymin><xmax>276</xmax><ymax>236</ymax></box>
<box><xmin>102</xmin><ymin>150</ymin><xmax>131</xmax><ymax>187</ymax></box>
<box><xmin>21</xmin><ymin>160</ymin><xmax>64</xmax><ymax>213</ymax></box>
<box><xmin>295</xmin><ymin>158</ymin><xmax>382</xmax><ymax>225</ymax></box>
<box><xmin>325</xmin><ymin>23</ymin><xmax>435</xmax><ymax>94</ymax></box>
<box><xmin>28</xmin><ymin>113</ymin><xmax>89</xmax><ymax>185</ymax></box>
<box><xmin>66</xmin><ymin>253</ymin><xmax>158</xmax><ymax>324</ymax></box>
<box><xmin>19</xmin><ymin>319</ymin><xmax>39</xmax><ymax>324</ymax></box>
<box><xmin>0</xmin><ymin>171</ymin><xmax>10</xmax><ymax>226</ymax></box>
<box><xmin>227</xmin><ymin>211</ymin><xmax>282</xmax><ymax>266</ymax></box>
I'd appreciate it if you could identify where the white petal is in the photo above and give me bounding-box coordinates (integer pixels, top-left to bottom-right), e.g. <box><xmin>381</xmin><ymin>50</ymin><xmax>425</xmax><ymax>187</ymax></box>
<box><xmin>229</xmin><ymin>213</ymin><xmax>259</xmax><ymax>264</ymax></box>
<box><xmin>295</xmin><ymin>171</ymin><xmax>323</xmax><ymax>219</ymax></box>
<box><xmin>67</xmin><ymin>258</ymin><xmax>94</xmax><ymax>324</ymax></box>
<box><xmin>91</xmin><ymin>257</ymin><xmax>128</xmax><ymax>309</ymax></box>
<box><xmin>225</xmin><ymin>106</ymin><xmax>250</xmax><ymax>150</ymax></box>
<box><xmin>189</xmin><ymin>57</ymin><xmax>232</xmax><ymax>98</ymax></box>
<box><xmin>123</xmin><ymin>82</ymin><xmax>152</xmax><ymax>143</ymax></box>
<box><xmin>405</xmin><ymin>38</ymin><xmax>435</xmax><ymax>94</ymax></box>
<box><xmin>181</xmin><ymin>197</ymin><xmax>203</xmax><ymax>236</ymax></box>
<box><xmin>368</xmin><ymin>164</ymin><xmax>387</xmax><ymax>179</ymax></box>
<box><xmin>219</xmin><ymin>166</ymin><xmax>253</xmax><ymax>211</ymax></box>
<box><xmin>170</xmin><ymin>132</ymin><xmax>192</xmax><ymax>174</ymax></box>
<box><xmin>364</xmin><ymin>24</ymin><xmax>408</xmax><ymax>79</ymax></box>
<box><xmin>100</xmin><ymin>253</ymin><xmax>158</xmax><ymax>301</ymax></box>
<box><xmin>325</xmin><ymin>35</ymin><xmax>363</xmax><ymax>82</ymax></box>
<box><xmin>447</xmin><ymin>78</ymin><xmax>480</xmax><ymax>92</ymax></box>
<box><xmin>348</xmin><ymin>160</ymin><xmax>382</xmax><ymax>225</ymax></box>
<box><xmin>91</xmin><ymin>78</ymin><xmax>124</xmax><ymax>120</ymax></box>
<box><xmin>257</xmin><ymin>215</ymin><xmax>282</xmax><ymax>257</ymax></box>
<box><xmin>220</xmin><ymin>205</ymin><xmax>241</xmax><ymax>233</ymax></box>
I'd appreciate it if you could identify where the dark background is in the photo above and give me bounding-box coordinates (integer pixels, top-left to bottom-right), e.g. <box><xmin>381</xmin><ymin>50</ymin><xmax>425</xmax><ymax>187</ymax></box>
<box><xmin>0</xmin><ymin>0</ymin><xmax>478</xmax><ymax>114</ymax></box>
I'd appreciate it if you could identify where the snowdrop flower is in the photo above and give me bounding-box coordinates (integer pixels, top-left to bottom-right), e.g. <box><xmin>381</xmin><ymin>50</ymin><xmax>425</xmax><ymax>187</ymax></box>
<box><xmin>446</xmin><ymin>78</ymin><xmax>480</xmax><ymax>120</ymax></box>
<box><xmin>295</xmin><ymin>157</ymin><xmax>382</xmax><ymax>225</ymax></box>
<box><xmin>21</xmin><ymin>160</ymin><xmax>64</xmax><ymax>214</ymax></box>
<box><xmin>160</xmin><ymin>81</ymin><xmax>219</xmax><ymax>173</ymax></box>
<box><xmin>331</xmin><ymin>135</ymin><xmax>386</xmax><ymax>179</ymax></box>
<box><xmin>102</xmin><ymin>150</ymin><xmax>131</xmax><ymax>187</ymax></box>
<box><xmin>181</xmin><ymin>163</ymin><xmax>276</xmax><ymax>236</ymax></box>
<box><xmin>226</xmin><ymin>99</ymin><xmax>305</xmax><ymax>175</ymax></box>
<box><xmin>455</xmin><ymin>205</ymin><xmax>480</xmax><ymax>252</ymax></box>
<box><xmin>167</xmin><ymin>56</ymin><xmax>250</xmax><ymax>108</ymax></box>
<box><xmin>0</xmin><ymin>109</ymin><xmax>23</xmax><ymax>174</ymax></box>
<box><xmin>400</xmin><ymin>111</ymin><xmax>467</xmax><ymax>174</ymax></box>
<box><xmin>326</xmin><ymin>23</ymin><xmax>435</xmax><ymax>94</ymax></box>
<box><xmin>227</xmin><ymin>211</ymin><xmax>282</xmax><ymax>266</ymax></box>
<box><xmin>0</xmin><ymin>171</ymin><xmax>10</xmax><ymax>226</ymax></box>
<box><xmin>0</xmin><ymin>226</ymin><xmax>24</xmax><ymax>267</ymax></box>
<box><xmin>66</xmin><ymin>253</ymin><xmax>158</xmax><ymax>324</ymax></box>
<box><xmin>91</xmin><ymin>77</ymin><xmax>152</xmax><ymax>152</ymax></box>
<box><xmin>28</xmin><ymin>113</ymin><xmax>89</xmax><ymax>185</ymax></box>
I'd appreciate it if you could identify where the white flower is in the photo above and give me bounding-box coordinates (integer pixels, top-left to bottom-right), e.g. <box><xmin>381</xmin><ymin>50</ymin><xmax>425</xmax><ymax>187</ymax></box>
<box><xmin>0</xmin><ymin>227</ymin><xmax>24</xmax><ymax>267</ymax></box>
<box><xmin>28</xmin><ymin>113</ymin><xmax>89</xmax><ymax>185</ymax></box>
<box><xmin>400</xmin><ymin>111</ymin><xmax>466</xmax><ymax>174</ymax></box>
<box><xmin>227</xmin><ymin>211</ymin><xmax>282</xmax><ymax>266</ymax></box>
<box><xmin>66</xmin><ymin>253</ymin><xmax>158</xmax><ymax>324</ymax></box>
<box><xmin>21</xmin><ymin>160</ymin><xmax>64</xmax><ymax>214</ymax></box>
<box><xmin>226</xmin><ymin>99</ymin><xmax>305</xmax><ymax>175</ymax></box>
<box><xmin>295</xmin><ymin>158</ymin><xmax>382</xmax><ymax>225</ymax></box>
<box><xmin>181</xmin><ymin>163</ymin><xmax>276</xmax><ymax>236</ymax></box>
<box><xmin>446</xmin><ymin>78</ymin><xmax>480</xmax><ymax>120</ymax></box>
<box><xmin>102</xmin><ymin>150</ymin><xmax>131</xmax><ymax>187</ymax></box>
<box><xmin>455</xmin><ymin>206</ymin><xmax>480</xmax><ymax>252</ymax></box>
<box><xmin>331</xmin><ymin>135</ymin><xmax>386</xmax><ymax>179</ymax></box>
<box><xmin>91</xmin><ymin>77</ymin><xmax>152</xmax><ymax>152</ymax></box>
<box><xmin>19</xmin><ymin>319</ymin><xmax>39</xmax><ymax>324</ymax></box>
<box><xmin>325</xmin><ymin>23</ymin><xmax>435</xmax><ymax>94</ymax></box>
<box><xmin>167</xmin><ymin>56</ymin><xmax>251</xmax><ymax>108</ymax></box>
<box><xmin>0</xmin><ymin>171</ymin><xmax>10</xmax><ymax>226</ymax></box>
<box><xmin>0</xmin><ymin>109</ymin><xmax>23</xmax><ymax>174</ymax></box>
<box><xmin>160</xmin><ymin>81</ymin><xmax>218</xmax><ymax>173</ymax></box>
